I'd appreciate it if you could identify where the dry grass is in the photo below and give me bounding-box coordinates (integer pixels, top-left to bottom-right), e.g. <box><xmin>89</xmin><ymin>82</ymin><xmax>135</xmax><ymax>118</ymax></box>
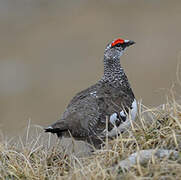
<box><xmin>0</xmin><ymin>96</ymin><xmax>181</xmax><ymax>180</ymax></box>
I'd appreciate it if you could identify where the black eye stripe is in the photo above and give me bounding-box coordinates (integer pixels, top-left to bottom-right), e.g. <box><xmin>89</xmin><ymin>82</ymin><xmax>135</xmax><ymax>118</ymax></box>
<box><xmin>115</xmin><ymin>43</ymin><xmax>122</xmax><ymax>47</ymax></box>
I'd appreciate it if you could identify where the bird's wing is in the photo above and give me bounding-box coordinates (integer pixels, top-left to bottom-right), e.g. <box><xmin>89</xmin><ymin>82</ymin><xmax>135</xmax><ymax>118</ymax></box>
<box><xmin>66</xmin><ymin>84</ymin><xmax>98</xmax><ymax>108</ymax></box>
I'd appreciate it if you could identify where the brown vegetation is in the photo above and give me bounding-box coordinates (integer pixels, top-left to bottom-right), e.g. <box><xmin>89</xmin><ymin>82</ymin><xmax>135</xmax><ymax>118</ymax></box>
<box><xmin>0</xmin><ymin>95</ymin><xmax>181</xmax><ymax>179</ymax></box>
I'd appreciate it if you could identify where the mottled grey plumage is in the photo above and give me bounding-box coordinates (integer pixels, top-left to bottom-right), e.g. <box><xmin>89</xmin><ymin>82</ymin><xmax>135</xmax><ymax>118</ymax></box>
<box><xmin>45</xmin><ymin>38</ymin><xmax>136</xmax><ymax>147</ymax></box>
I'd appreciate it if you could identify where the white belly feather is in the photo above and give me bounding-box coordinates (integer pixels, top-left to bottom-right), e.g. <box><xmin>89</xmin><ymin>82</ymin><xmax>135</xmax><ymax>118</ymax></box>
<box><xmin>108</xmin><ymin>99</ymin><xmax>137</xmax><ymax>137</ymax></box>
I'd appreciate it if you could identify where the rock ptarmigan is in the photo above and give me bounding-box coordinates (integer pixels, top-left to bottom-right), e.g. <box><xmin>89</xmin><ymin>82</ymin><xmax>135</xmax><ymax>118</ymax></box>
<box><xmin>45</xmin><ymin>38</ymin><xmax>137</xmax><ymax>147</ymax></box>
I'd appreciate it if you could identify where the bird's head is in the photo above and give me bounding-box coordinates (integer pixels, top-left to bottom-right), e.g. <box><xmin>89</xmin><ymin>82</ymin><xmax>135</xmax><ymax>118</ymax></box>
<box><xmin>104</xmin><ymin>38</ymin><xmax>135</xmax><ymax>60</ymax></box>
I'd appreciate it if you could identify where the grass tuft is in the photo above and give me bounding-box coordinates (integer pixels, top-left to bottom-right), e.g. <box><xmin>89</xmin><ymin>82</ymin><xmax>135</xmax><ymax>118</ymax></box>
<box><xmin>0</xmin><ymin>95</ymin><xmax>181</xmax><ymax>179</ymax></box>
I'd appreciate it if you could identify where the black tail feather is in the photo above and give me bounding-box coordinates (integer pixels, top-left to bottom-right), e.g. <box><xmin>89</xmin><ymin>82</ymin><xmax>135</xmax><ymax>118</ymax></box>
<box><xmin>44</xmin><ymin>127</ymin><xmax>68</xmax><ymax>137</ymax></box>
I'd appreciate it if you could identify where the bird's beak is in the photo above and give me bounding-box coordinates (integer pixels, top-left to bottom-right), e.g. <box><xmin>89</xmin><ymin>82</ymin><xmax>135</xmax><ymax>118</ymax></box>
<box><xmin>125</xmin><ymin>40</ymin><xmax>135</xmax><ymax>47</ymax></box>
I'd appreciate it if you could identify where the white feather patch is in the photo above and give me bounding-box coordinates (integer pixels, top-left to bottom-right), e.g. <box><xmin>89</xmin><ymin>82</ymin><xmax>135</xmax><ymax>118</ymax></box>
<box><xmin>108</xmin><ymin>99</ymin><xmax>137</xmax><ymax>137</ymax></box>
<box><xmin>124</xmin><ymin>39</ymin><xmax>130</xmax><ymax>43</ymax></box>
<box><xmin>120</xmin><ymin>110</ymin><xmax>126</xmax><ymax>117</ymax></box>
<box><xmin>47</xmin><ymin>126</ymin><xmax>53</xmax><ymax>129</ymax></box>
<box><xmin>110</xmin><ymin>113</ymin><xmax>117</xmax><ymax>125</ymax></box>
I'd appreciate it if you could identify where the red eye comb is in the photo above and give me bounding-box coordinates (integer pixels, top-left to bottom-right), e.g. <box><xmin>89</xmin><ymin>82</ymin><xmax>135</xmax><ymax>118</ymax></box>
<box><xmin>111</xmin><ymin>38</ymin><xmax>124</xmax><ymax>47</ymax></box>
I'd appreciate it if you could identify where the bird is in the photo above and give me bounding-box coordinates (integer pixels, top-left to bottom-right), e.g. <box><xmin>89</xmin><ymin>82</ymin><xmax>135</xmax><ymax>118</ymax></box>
<box><xmin>45</xmin><ymin>38</ymin><xmax>137</xmax><ymax>148</ymax></box>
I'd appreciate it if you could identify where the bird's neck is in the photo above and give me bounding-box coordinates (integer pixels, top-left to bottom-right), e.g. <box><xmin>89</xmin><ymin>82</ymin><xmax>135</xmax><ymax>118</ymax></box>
<box><xmin>101</xmin><ymin>56</ymin><xmax>129</xmax><ymax>87</ymax></box>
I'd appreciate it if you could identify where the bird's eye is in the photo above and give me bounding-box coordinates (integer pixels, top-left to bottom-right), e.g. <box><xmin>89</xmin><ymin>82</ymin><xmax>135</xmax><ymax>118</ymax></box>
<box><xmin>115</xmin><ymin>43</ymin><xmax>122</xmax><ymax>47</ymax></box>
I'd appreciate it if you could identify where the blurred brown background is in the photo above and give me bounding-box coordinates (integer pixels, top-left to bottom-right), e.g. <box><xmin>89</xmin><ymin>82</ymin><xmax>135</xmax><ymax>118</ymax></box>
<box><xmin>0</xmin><ymin>0</ymin><xmax>181</xmax><ymax>136</ymax></box>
